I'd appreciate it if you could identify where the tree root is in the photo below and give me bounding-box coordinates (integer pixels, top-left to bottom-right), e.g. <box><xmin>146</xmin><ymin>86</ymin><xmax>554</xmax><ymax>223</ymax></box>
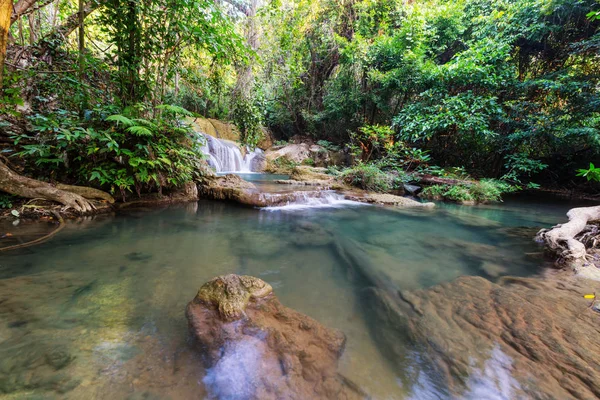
<box><xmin>537</xmin><ymin>205</ymin><xmax>600</xmax><ymax>262</ymax></box>
<box><xmin>0</xmin><ymin>160</ymin><xmax>114</xmax><ymax>213</ymax></box>
<box><xmin>0</xmin><ymin>211</ymin><xmax>65</xmax><ymax>252</ymax></box>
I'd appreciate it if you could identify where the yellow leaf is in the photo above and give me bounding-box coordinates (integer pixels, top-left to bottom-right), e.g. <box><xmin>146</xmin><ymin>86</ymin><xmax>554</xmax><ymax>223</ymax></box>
<box><xmin>584</xmin><ymin>294</ymin><xmax>596</xmax><ymax>299</ymax></box>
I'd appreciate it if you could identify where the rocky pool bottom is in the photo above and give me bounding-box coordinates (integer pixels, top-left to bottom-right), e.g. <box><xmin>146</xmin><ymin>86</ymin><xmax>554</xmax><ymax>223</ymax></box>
<box><xmin>0</xmin><ymin>196</ymin><xmax>599</xmax><ymax>399</ymax></box>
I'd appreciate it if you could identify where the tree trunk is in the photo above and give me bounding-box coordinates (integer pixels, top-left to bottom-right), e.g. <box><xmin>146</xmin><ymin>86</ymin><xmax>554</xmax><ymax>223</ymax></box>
<box><xmin>0</xmin><ymin>0</ymin><xmax>11</xmax><ymax>89</ymax></box>
<box><xmin>537</xmin><ymin>205</ymin><xmax>600</xmax><ymax>261</ymax></box>
<box><xmin>41</xmin><ymin>3</ymin><xmax>97</xmax><ymax>46</ymax></box>
<box><xmin>0</xmin><ymin>160</ymin><xmax>114</xmax><ymax>212</ymax></box>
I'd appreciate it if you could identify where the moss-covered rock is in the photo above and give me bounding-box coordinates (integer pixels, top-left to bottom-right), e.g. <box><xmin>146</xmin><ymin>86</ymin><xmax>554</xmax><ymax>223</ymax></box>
<box><xmin>196</xmin><ymin>274</ymin><xmax>273</xmax><ymax>321</ymax></box>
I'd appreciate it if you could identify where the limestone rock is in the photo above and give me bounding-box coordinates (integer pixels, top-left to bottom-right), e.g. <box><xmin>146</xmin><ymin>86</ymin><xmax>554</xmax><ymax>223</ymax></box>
<box><xmin>265</xmin><ymin>143</ymin><xmax>344</xmax><ymax>172</ymax></box>
<box><xmin>196</xmin><ymin>275</ymin><xmax>273</xmax><ymax>321</ymax></box>
<box><xmin>186</xmin><ymin>275</ymin><xmax>365</xmax><ymax>400</ymax></box>
<box><xmin>344</xmin><ymin>192</ymin><xmax>435</xmax><ymax>208</ymax></box>
<box><xmin>368</xmin><ymin>274</ymin><xmax>600</xmax><ymax>399</ymax></box>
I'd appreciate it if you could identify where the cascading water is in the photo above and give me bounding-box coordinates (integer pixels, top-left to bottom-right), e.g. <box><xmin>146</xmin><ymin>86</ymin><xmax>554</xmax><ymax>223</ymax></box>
<box><xmin>199</xmin><ymin>133</ymin><xmax>263</xmax><ymax>173</ymax></box>
<box><xmin>260</xmin><ymin>190</ymin><xmax>366</xmax><ymax>211</ymax></box>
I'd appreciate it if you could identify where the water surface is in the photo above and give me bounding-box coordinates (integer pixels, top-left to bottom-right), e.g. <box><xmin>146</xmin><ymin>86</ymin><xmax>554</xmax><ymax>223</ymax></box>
<box><xmin>0</xmin><ymin>194</ymin><xmax>584</xmax><ymax>399</ymax></box>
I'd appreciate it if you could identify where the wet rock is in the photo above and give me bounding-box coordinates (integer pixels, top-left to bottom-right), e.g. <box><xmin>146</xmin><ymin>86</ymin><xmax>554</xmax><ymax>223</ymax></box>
<box><xmin>199</xmin><ymin>174</ymin><xmax>341</xmax><ymax>208</ymax></box>
<box><xmin>265</xmin><ymin>143</ymin><xmax>343</xmax><ymax>171</ymax></box>
<box><xmin>45</xmin><ymin>348</ymin><xmax>73</xmax><ymax>370</ymax></box>
<box><xmin>289</xmin><ymin>166</ymin><xmax>332</xmax><ymax>182</ymax></box>
<box><xmin>291</xmin><ymin>221</ymin><xmax>333</xmax><ymax>247</ymax></box>
<box><xmin>250</xmin><ymin>152</ymin><xmax>267</xmax><ymax>171</ymax></box>
<box><xmin>479</xmin><ymin>261</ymin><xmax>509</xmax><ymax>278</ymax></box>
<box><xmin>344</xmin><ymin>192</ymin><xmax>435</xmax><ymax>208</ymax></box>
<box><xmin>186</xmin><ymin>274</ymin><xmax>365</xmax><ymax>400</ymax></box>
<box><xmin>229</xmin><ymin>230</ymin><xmax>286</xmax><ymax>258</ymax></box>
<box><xmin>125</xmin><ymin>252</ymin><xmax>153</xmax><ymax>262</ymax></box>
<box><xmin>370</xmin><ymin>274</ymin><xmax>600</xmax><ymax>399</ymax></box>
<box><xmin>403</xmin><ymin>184</ymin><xmax>421</xmax><ymax>195</ymax></box>
<box><xmin>198</xmin><ymin>174</ymin><xmax>261</xmax><ymax>206</ymax></box>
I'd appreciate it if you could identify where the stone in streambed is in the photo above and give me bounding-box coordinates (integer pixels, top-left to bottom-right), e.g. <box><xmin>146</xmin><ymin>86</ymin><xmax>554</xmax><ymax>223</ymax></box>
<box><xmin>186</xmin><ymin>274</ymin><xmax>365</xmax><ymax>400</ymax></box>
<box><xmin>370</xmin><ymin>275</ymin><xmax>600</xmax><ymax>399</ymax></box>
<box><xmin>291</xmin><ymin>221</ymin><xmax>333</xmax><ymax>247</ymax></box>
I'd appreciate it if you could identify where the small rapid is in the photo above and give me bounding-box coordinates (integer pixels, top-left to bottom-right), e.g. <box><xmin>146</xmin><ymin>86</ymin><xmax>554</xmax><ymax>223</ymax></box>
<box><xmin>199</xmin><ymin>133</ymin><xmax>263</xmax><ymax>173</ymax></box>
<box><xmin>261</xmin><ymin>191</ymin><xmax>365</xmax><ymax>211</ymax></box>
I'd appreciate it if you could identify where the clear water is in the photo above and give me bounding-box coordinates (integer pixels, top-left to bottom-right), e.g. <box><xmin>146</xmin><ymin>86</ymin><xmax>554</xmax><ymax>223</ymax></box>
<box><xmin>0</xmin><ymin>194</ymin><xmax>585</xmax><ymax>399</ymax></box>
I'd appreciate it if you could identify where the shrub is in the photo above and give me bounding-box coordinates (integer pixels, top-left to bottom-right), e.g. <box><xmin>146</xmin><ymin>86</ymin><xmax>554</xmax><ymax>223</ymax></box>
<box><xmin>316</xmin><ymin>140</ymin><xmax>341</xmax><ymax>152</ymax></box>
<box><xmin>11</xmin><ymin>104</ymin><xmax>205</xmax><ymax>201</ymax></box>
<box><xmin>339</xmin><ymin>164</ymin><xmax>394</xmax><ymax>192</ymax></box>
<box><xmin>421</xmin><ymin>179</ymin><xmax>516</xmax><ymax>203</ymax></box>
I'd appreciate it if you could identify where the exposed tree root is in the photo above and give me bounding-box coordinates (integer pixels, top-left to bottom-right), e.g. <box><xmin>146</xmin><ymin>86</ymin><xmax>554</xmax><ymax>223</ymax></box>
<box><xmin>0</xmin><ymin>211</ymin><xmax>65</xmax><ymax>252</ymax></box>
<box><xmin>0</xmin><ymin>160</ymin><xmax>114</xmax><ymax>213</ymax></box>
<box><xmin>537</xmin><ymin>205</ymin><xmax>600</xmax><ymax>262</ymax></box>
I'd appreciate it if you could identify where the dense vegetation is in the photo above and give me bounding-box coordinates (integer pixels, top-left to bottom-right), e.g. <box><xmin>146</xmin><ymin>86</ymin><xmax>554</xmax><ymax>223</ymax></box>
<box><xmin>1</xmin><ymin>0</ymin><xmax>599</xmax><ymax>207</ymax></box>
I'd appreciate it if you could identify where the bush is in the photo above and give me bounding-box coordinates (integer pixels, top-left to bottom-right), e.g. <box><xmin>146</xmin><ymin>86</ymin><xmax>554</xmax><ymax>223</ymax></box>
<box><xmin>316</xmin><ymin>140</ymin><xmax>341</xmax><ymax>152</ymax></box>
<box><xmin>339</xmin><ymin>164</ymin><xmax>394</xmax><ymax>192</ymax></box>
<box><xmin>421</xmin><ymin>179</ymin><xmax>517</xmax><ymax>203</ymax></box>
<box><xmin>12</xmin><ymin>104</ymin><xmax>206</xmax><ymax>201</ymax></box>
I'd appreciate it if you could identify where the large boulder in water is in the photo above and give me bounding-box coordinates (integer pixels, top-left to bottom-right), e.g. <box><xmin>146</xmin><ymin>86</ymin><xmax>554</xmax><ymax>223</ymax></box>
<box><xmin>368</xmin><ymin>274</ymin><xmax>600</xmax><ymax>399</ymax></box>
<box><xmin>186</xmin><ymin>274</ymin><xmax>365</xmax><ymax>400</ymax></box>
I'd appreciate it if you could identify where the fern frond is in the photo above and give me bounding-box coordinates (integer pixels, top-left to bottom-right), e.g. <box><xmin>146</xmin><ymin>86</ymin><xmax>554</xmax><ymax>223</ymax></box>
<box><xmin>156</xmin><ymin>104</ymin><xmax>193</xmax><ymax>116</ymax></box>
<box><xmin>126</xmin><ymin>125</ymin><xmax>154</xmax><ymax>136</ymax></box>
<box><xmin>106</xmin><ymin>114</ymin><xmax>135</xmax><ymax>127</ymax></box>
<box><xmin>133</xmin><ymin>118</ymin><xmax>158</xmax><ymax>130</ymax></box>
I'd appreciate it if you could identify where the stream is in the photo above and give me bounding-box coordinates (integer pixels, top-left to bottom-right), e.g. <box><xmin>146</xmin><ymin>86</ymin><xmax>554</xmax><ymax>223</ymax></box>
<box><xmin>0</xmin><ymin>189</ymin><xmax>589</xmax><ymax>399</ymax></box>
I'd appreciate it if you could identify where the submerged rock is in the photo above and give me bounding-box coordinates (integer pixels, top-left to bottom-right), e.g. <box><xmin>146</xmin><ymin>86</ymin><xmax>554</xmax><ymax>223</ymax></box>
<box><xmin>333</xmin><ymin>234</ymin><xmax>600</xmax><ymax>399</ymax></box>
<box><xmin>370</xmin><ymin>275</ymin><xmax>600</xmax><ymax>399</ymax></box>
<box><xmin>186</xmin><ymin>274</ymin><xmax>365</xmax><ymax>400</ymax></box>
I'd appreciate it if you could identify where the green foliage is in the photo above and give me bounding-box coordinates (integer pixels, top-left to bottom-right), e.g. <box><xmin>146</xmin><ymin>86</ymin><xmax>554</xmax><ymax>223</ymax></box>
<box><xmin>231</xmin><ymin>96</ymin><xmax>264</xmax><ymax>148</ymax></box>
<box><xmin>421</xmin><ymin>179</ymin><xmax>517</xmax><ymax>203</ymax></box>
<box><xmin>339</xmin><ymin>164</ymin><xmax>395</xmax><ymax>192</ymax></box>
<box><xmin>577</xmin><ymin>163</ymin><xmax>600</xmax><ymax>182</ymax></box>
<box><xmin>0</xmin><ymin>194</ymin><xmax>17</xmax><ymax>209</ymax></box>
<box><xmin>12</xmin><ymin>104</ymin><xmax>205</xmax><ymax>200</ymax></box>
<box><xmin>98</xmin><ymin>0</ymin><xmax>247</xmax><ymax>106</ymax></box>
<box><xmin>349</xmin><ymin>125</ymin><xmax>395</xmax><ymax>162</ymax></box>
<box><xmin>269</xmin><ymin>156</ymin><xmax>298</xmax><ymax>173</ymax></box>
<box><xmin>316</xmin><ymin>140</ymin><xmax>341</xmax><ymax>152</ymax></box>
<box><xmin>302</xmin><ymin>157</ymin><xmax>315</xmax><ymax>166</ymax></box>
<box><xmin>257</xmin><ymin>0</ymin><xmax>600</xmax><ymax>187</ymax></box>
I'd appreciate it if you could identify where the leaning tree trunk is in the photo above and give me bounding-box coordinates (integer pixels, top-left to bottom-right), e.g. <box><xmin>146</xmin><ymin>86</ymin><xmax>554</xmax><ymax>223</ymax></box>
<box><xmin>537</xmin><ymin>205</ymin><xmax>600</xmax><ymax>261</ymax></box>
<box><xmin>0</xmin><ymin>160</ymin><xmax>114</xmax><ymax>212</ymax></box>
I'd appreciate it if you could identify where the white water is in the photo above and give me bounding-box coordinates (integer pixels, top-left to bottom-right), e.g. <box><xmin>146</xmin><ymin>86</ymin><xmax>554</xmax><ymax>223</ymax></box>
<box><xmin>199</xmin><ymin>133</ymin><xmax>263</xmax><ymax>173</ymax></box>
<box><xmin>262</xmin><ymin>191</ymin><xmax>366</xmax><ymax>211</ymax></box>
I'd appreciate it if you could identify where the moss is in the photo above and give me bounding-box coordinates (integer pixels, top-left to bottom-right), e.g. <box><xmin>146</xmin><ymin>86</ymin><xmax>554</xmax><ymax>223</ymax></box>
<box><xmin>197</xmin><ymin>274</ymin><xmax>273</xmax><ymax>321</ymax></box>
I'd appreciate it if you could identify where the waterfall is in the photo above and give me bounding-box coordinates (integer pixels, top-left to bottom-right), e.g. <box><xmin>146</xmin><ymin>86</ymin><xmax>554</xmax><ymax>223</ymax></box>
<box><xmin>199</xmin><ymin>133</ymin><xmax>263</xmax><ymax>173</ymax></box>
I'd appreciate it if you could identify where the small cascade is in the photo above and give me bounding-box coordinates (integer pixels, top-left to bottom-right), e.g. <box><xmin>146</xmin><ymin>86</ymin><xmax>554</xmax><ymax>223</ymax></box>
<box><xmin>260</xmin><ymin>190</ymin><xmax>365</xmax><ymax>211</ymax></box>
<box><xmin>199</xmin><ymin>133</ymin><xmax>263</xmax><ymax>173</ymax></box>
